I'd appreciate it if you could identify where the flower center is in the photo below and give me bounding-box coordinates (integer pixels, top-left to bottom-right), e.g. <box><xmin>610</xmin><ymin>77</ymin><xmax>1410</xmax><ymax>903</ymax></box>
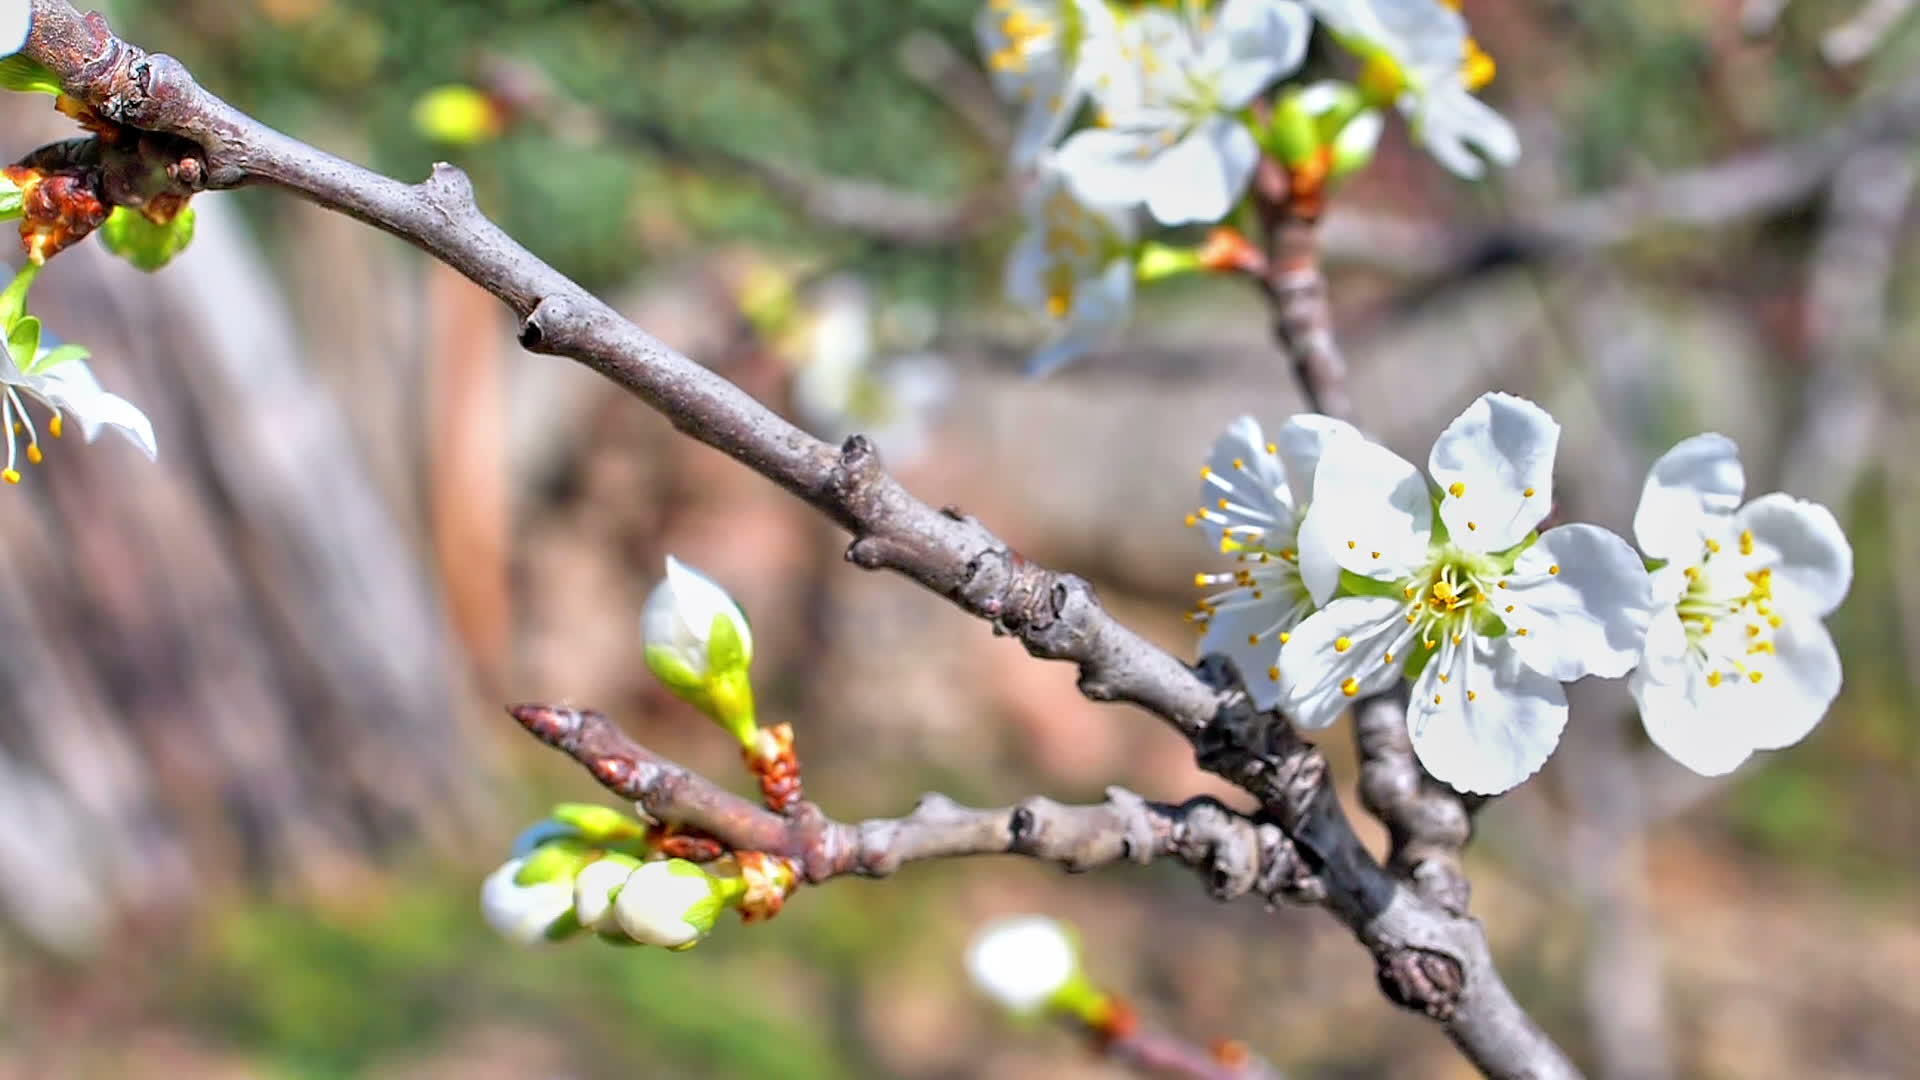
<box><xmin>1400</xmin><ymin>545</ymin><xmax>1503</xmax><ymax>654</ymax></box>
<box><xmin>989</xmin><ymin>4</ymin><xmax>1056</xmax><ymax>73</ymax></box>
<box><xmin>1676</xmin><ymin>531</ymin><xmax>1779</xmax><ymax>688</ymax></box>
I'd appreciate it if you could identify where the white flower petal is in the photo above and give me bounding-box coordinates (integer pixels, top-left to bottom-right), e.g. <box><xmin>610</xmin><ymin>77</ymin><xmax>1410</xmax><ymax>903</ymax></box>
<box><xmin>1200</xmin><ymin>416</ymin><xmax>1295</xmax><ymax>551</ymax></box>
<box><xmin>1428</xmin><ymin>391</ymin><xmax>1557</xmax><ymax>552</ymax></box>
<box><xmin>1143</xmin><ymin>118</ymin><xmax>1256</xmax><ymax>226</ymax></box>
<box><xmin>1408</xmin><ymin>636</ymin><xmax>1567</xmax><ymax>795</ymax></box>
<box><xmin>966</xmin><ymin>915</ymin><xmax>1077</xmax><ymax>1012</ymax></box>
<box><xmin>1733</xmin><ymin>493</ymin><xmax>1853</xmax><ymax>619</ymax></box>
<box><xmin>1273</xmin><ymin>413</ymin><xmax>1363</xmax><ymax>507</ymax></box>
<box><xmin>2</xmin><ymin>0</ymin><xmax>27</xmax><ymax>56</ymax></box>
<box><xmin>1212</xmin><ymin>0</ymin><xmax>1312</xmax><ymax>108</ymax></box>
<box><xmin>1630</xmin><ymin>665</ymin><xmax>1756</xmax><ymax>777</ymax></box>
<box><xmin>1294</xmin><ymin>502</ymin><xmax>1343</xmax><ymax>607</ymax></box>
<box><xmin>1199</xmin><ymin>580</ymin><xmax>1310</xmax><ymax>708</ymax></box>
<box><xmin>1743</xmin><ymin>614</ymin><xmax>1843</xmax><ymax>751</ymax></box>
<box><xmin>1055</xmin><ymin>128</ymin><xmax>1159</xmax><ymax>209</ymax></box>
<box><xmin>1505</xmin><ymin>524</ymin><xmax>1653</xmax><ymax>682</ymax></box>
<box><xmin>1634</xmin><ymin>606</ymin><xmax>1691</xmax><ymax>688</ymax></box>
<box><xmin>1277</xmin><ymin>596</ymin><xmax>1411</xmax><ymax>729</ymax></box>
<box><xmin>1634</xmin><ymin>433</ymin><xmax>1746</xmax><ymax>562</ymax></box>
<box><xmin>1412</xmin><ymin>86</ymin><xmax>1519</xmax><ymax>178</ymax></box>
<box><xmin>31</xmin><ymin>361</ymin><xmax>158</xmax><ymax>460</ymax></box>
<box><xmin>1304</xmin><ymin>436</ymin><xmax>1431</xmax><ymax>581</ymax></box>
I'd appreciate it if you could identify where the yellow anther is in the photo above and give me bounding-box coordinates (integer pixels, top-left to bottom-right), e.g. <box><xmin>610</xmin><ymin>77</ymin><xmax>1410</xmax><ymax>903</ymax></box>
<box><xmin>1505</xmin><ymin>604</ymin><xmax>1515</xmax><ymax>613</ymax></box>
<box><xmin>1467</xmin><ymin>521</ymin><xmax>1478</xmax><ymax>531</ymax></box>
<box><xmin>1335</xmin><ymin>636</ymin><xmax>1352</xmax><ymax>653</ymax></box>
<box><xmin>1706</xmin><ymin>671</ymin><xmax>1723</xmax><ymax>687</ymax></box>
<box><xmin>1370</xmin><ymin>550</ymin><xmax>1381</xmax><ymax>559</ymax></box>
<box><xmin>1</xmin><ymin>469</ymin><xmax>17</xmax><ymax>485</ymax></box>
<box><xmin>1451</xmin><ymin>631</ymin><xmax>1463</xmax><ymax>645</ymax></box>
<box><xmin>1746</xmin><ymin>624</ymin><xmax>1761</xmax><ymax>638</ymax></box>
<box><xmin>1497</xmin><ymin>580</ymin><xmax>1508</xmax><ymax>589</ymax></box>
<box><xmin>1268</xmin><ymin>666</ymin><xmax>1280</xmax><ymax>681</ymax></box>
<box><xmin>1749</xmin><ymin>670</ymin><xmax>1764</xmax><ymax>684</ymax></box>
<box><xmin>1522</xmin><ymin>487</ymin><xmax>1535</xmax><ymax>498</ymax></box>
<box><xmin>1184</xmin><ymin>513</ymin><xmax>1199</xmax><ymax>528</ymax></box>
<box><xmin>1279</xmin><ymin>632</ymin><xmax>1290</xmax><ymax>644</ymax></box>
<box><xmin>1684</xmin><ymin>566</ymin><xmax>1700</xmax><ymax>580</ymax></box>
<box><xmin>1251</xmin><ymin>590</ymin><xmax>1263</xmax><ymax>599</ymax></box>
<box><xmin>1424</xmin><ymin>637</ymin><xmax>1437</xmax><ymax>649</ymax></box>
<box><xmin>1242</xmin><ymin>633</ymin><xmax>1256</xmax><ymax>646</ymax></box>
<box><xmin>1217</xmin><ymin>497</ymin><xmax>1229</xmax><ymax>510</ymax></box>
<box><xmin>1279</xmin><ymin>548</ymin><xmax>1297</xmax><ymax>562</ymax></box>
<box><xmin>26</xmin><ymin>445</ymin><xmax>41</xmax><ymax>465</ymax></box>
<box><xmin>1748</xmin><ymin>641</ymin><xmax>1775</xmax><ymax>655</ymax></box>
<box><xmin>1548</xmin><ymin>564</ymin><xmax>1560</xmax><ymax>576</ymax></box>
<box><xmin>1405</xmin><ymin>612</ymin><xmax>1418</xmax><ymax>624</ymax></box>
<box><xmin>1347</xmin><ymin>540</ymin><xmax>1357</xmax><ymax>550</ymax></box>
<box><xmin>1461</xmin><ymin>37</ymin><xmax>1496</xmax><ymax>91</ymax></box>
<box><xmin>1516</xmin><ymin>627</ymin><xmax>1529</xmax><ymax>636</ymax></box>
<box><xmin>1739</xmin><ymin>529</ymin><xmax>1755</xmax><ymax>556</ymax></box>
<box><xmin>1768</xmin><ymin>614</ymin><xmax>1783</xmax><ymax>628</ymax></box>
<box><xmin>1438</xmin><ymin>673</ymin><xmax>1450</xmax><ymax>684</ymax></box>
<box><xmin>1403</xmin><ymin>584</ymin><xmax>1418</xmax><ymax>599</ymax></box>
<box><xmin>1448</xmin><ymin>481</ymin><xmax>1466</xmax><ymax>497</ymax></box>
<box><xmin>1341</xmin><ymin>677</ymin><xmax>1360</xmax><ymax>697</ymax></box>
<box><xmin>1431</xmin><ymin>581</ymin><xmax>1455</xmax><ymax>601</ymax></box>
<box><xmin>1383</xmin><ymin>650</ymin><xmax>1395</xmax><ymax>664</ymax></box>
<box><xmin>1701</xmin><ymin>616</ymin><xmax>1715</xmax><ymax>635</ymax></box>
<box><xmin>1193</xmin><ymin>573</ymin><xmax>1210</xmax><ymax>587</ymax></box>
<box><xmin>1706</xmin><ymin>538</ymin><xmax>1721</xmax><ymax>554</ymax></box>
<box><xmin>1265</xmin><ymin>442</ymin><xmax>1277</xmax><ymax>455</ymax></box>
<box><xmin>1433</xmin><ymin>693</ymin><xmax>1443</xmax><ymax>705</ymax></box>
<box><xmin>47</xmin><ymin>415</ymin><xmax>62</xmax><ymax>439</ymax></box>
<box><xmin>1200</xmin><ymin>466</ymin><xmax>1212</xmax><ymax>478</ymax></box>
<box><xmin>1232</xmin><ymin>457</ymin><xmax>1245</xmax><ymax>470</ymax></box>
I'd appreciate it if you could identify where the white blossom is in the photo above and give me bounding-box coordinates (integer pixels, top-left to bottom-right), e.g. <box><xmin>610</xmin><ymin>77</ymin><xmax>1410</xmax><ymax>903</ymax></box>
<box><xmin>965</xmin><ymin>914</ymin><xmax>1078</xmax><ymax>1012</ymax></box>
<box><xmin>572</xmin><ymin>855</ymin><xmax>642</xmax><ymax>936</ymax></box>
<box><xmin>480</xmin><ymin>857</ymin><xmax>576</xmax><ymax>946</ymax></box>
<box><xmin>0</xmin><ymin>331</ymin><xmax>156</xmax><ymax>484</ymax></box>
<box><xmin>642</xmin><ymin>555</ymin><xmax>753</xmax><ymax>682</ymax></box>
<box><xmin>789</xmin><ymin>276</ymin><xmax>949</xmax><ymax>465</ymax></box>
<box><xmin>612</xmin><ymin>858</ymin><xmax>731</xmax><ymax>950</ymax></box>
<box><xmin>1303</xmin><ymin>0</ymin><xmax>1517</xmax><ymax>178</ymax></box>
<box><xmin>1279</xmin><ymin>393</ymin><xmax>1653</xmax><ymax>794</ymax></box>
<box><xmin>1188</xmin><ymin>413</ymin><xmax>1361</xmax><ymax>707</ymax></box>
<box><xmin>1628</xmin><ymin>434</ymin><xmax>1852</xmax><ymax>776</ymax></box>
<box><xmin>976</xmin><ymin>0</ymin><xmax>1123</xmax><ymax>166</ymax></box>
<box><xmin>1005</xmin><ymin>158</ymin><xmax>1137</xmax><ymax>375</ymax></box>
<box><xmin>1055</xmin><ymin>0</ymin><xmax>1311</xmax><ymax>225</ymax></box>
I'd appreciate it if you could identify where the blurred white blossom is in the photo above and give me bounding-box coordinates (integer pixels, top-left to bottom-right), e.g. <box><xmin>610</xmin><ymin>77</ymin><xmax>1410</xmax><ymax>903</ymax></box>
<box><xmin>1005</xmin><ymin>158</ymin><xmax>1136</xmax><ymax>374</ymax></box>
<box><xmin>1056</xmin><ymin>0</ymin><xmax>1311</xmax><ymax>224</ymax></box>
<box><xmin>790</xmin><ymin>276</ymin><xmax>950</xmax><ymax>465</ymax></box>
<box><xmin>1628</xmin><ymin>434</ymin><xmax>1852</xmax><ymax>775</ymax></box>
<box><xmin>1304</xmin><ymin>0</ymin><xmax>1517</xmax><ymax>178</ymax></box>
<box><xmin>965</xmin><ymin>914</ymin><xmax>1079</xmax><ymax>1012</ymax></box>
<box><xmin>976</xmin><ymin>0</ymin><xmax>1124</xmax><ymax>166</ymax></box>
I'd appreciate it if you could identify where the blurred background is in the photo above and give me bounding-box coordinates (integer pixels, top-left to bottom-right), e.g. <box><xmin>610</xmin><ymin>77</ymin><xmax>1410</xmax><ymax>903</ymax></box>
<box><xmin>1</xmin><ymin>0</ymin><xmax>1917</xmax><ymax>1077</ymax></box>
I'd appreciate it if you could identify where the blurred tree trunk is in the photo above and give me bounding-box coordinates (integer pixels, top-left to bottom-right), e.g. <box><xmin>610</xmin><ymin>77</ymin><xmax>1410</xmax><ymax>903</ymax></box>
<box><xmin>0</xmin><ymin>185</ymin><xmax>487</xmax><ymax>951</ymax></box>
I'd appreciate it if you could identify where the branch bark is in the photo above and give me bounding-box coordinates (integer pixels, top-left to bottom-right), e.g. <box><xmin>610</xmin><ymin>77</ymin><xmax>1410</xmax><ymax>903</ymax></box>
<box><xmin>19</xmin><ymin>4</ymin><xmax>1576</xmax><ymax>1076</ymax></box>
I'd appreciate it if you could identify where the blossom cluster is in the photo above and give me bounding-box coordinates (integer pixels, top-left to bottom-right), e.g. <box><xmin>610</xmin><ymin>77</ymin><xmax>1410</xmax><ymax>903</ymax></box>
<box><xmin>978</xmin><ymin>0</ymin><xmax>1519</xmax><ymax>372</ymax></box>
<box><xmin>1188</xmin><ymin>393</ymin><xmax>1853</xmax><ymax>794</ymax></box>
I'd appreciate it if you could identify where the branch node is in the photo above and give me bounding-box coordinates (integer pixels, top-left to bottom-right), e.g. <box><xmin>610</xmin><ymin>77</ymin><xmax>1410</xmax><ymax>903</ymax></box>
<box><xmin>1376</xmin><ymin>946</ymin><xmax>1466</xmax><ymax>1021</ymax></box>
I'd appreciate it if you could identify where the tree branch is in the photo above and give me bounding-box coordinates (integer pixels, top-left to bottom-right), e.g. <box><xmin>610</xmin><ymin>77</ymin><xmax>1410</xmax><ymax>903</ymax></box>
<box><xmin>19</xmin><ymin>4</ymin><xmax>1575</xmax><ymax>1075</ymax></box>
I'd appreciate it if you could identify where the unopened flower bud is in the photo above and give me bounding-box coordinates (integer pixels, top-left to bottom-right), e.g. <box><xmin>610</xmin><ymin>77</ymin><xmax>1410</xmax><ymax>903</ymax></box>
<box><xmin>480</xmin><ymin>856</ymin><xmax>579</xmax><ymax>946</ymax></box>
<box><xmin>572</xmin><ymin>853</ymin><xmax>644</xmax><ymax>936</ymax></box>
<box><xmin>612</xmin><ymin>857</ymin><xmax>744</xmax><ymax>950</ymax></box>
<box><xmin>412</xmin><ymin>85</ymin><xmax>506</xmax><ymax>146</ymax></box>
<box><xmin>642</xmin><ymin>556</ymin><xmax>758</xmax><ymax>745</ymax></box>
<box><xmin>966</xmin><ymin>915</ymin><xmax>1107</xmax><ymax>1022</ymax></box>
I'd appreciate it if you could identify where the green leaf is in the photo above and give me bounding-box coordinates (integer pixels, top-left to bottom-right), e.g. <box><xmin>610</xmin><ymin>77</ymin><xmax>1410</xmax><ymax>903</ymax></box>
<box><xmin>25</xmin><ymin>341</ymin><xmax>87</xmax><ymax>376</ymax></box>
<box><xmin>0</xmin><ymin>261</ymin><xmax>39</xmax><ymax>329</ymax></box>
<box><xmin>0</xmin><ymin>55</ymin><xmax>64</xmax><ymax>97</ymax></box>
<box><xmin>98</xmin><ymin>205</ymin><xmax>197</xmax><ymax>272</ymax></box>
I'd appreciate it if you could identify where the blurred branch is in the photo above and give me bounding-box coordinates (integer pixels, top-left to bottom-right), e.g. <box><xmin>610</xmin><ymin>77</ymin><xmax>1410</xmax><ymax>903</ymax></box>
<box><xmin>22</xmin><ymin>4</ymin><xmax>1573</xmax><ymax>1076</ymax></box>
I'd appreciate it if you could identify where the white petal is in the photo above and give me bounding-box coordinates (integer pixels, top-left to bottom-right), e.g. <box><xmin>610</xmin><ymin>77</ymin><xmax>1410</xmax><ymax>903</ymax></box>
<box><xmin>1634</xmin><ymin>606</ymin><xmax>1692</xmax><ymax>688</ymax></box>
<box><xmin>1003</xmin><ymin>220</ymin><xmax>1052</xmax><ymax>312</ymax></box>
<box><xmin>1273</xmin><ymin>413</ymin><xmax>1364</xmax><ymax>508</ymax></box>
<box><xmin>1408</xmin><ymin>636</ymin><xmax>1567</xmax><ymax>795</ymax></box>
<box><xmin>1634</xmin><ymin>433</ymin><xmax>1745</xmax><ymax>562</ymax></box>
<box><xmin>1010</xmin><ymin>88</ymin><xmax>1080</xmax><ymax>168</ymax></box>
<box><xmin>1200</xmin><ymin>416</ymin><xmax>1295</xmax><ymax>551</ymax></box>
<box><xmin>1304</xmin><ymin>436</ymin><xmax>1432</xmax><ymax>581</ymax></box>
<box><xmin>1428</xmin><ymin>391</ymin><xmax>1557</xmax><ymax>553</ymax></box>
<box><xmin>1199</xmin><ymin>580</ymin><xmax>1309</xmax><ymax>709</ymax></box>
<box><xmin>1294</xmin><ymin>503</ymin><xmax>1343</xmax><ymax>607</ymax></box>
<box><xmin>1630</xmin><ymin>665</ymin><xmax>1755</xmax><ymax>777</ymax></box>
<box><xmin>1026</xmin><ymin>257</ymin><xmax>1133</xmax><ymax>376</ymax></box>
<box><xmin>1743</xmin><ymin>614</ymin><xmax>1843</xmax><ymax>751</ymax></box>
<box><xmin>1143</xmin><ymin>118</ymin><xmax>1256</xmax><ymax>226</ymax></box>
<box><xmin>31</xmin><ymin>361</ymin><xmax>158</xmax><ymax>460</ymax></box>
<box><xmin>1276</xmin><ymin>596</ymin><xmax>1411</xmax><ymax>729</ymax></box>
<box><xmin>1055</xmin><ymin>128</ymin><xmax>1159</xmax><ymax>209</ymax></box>
<box><xmin>1412</xmin><ymin>85</ymin><xmax>1519</xmax><ymax>178</ymax></box>
<box><xmin>1734</xmin><ymin>493</ymin><xmax>1853</xmax><ymax>619</ymax></box>
<box><xmin>1212</xmin><ymin>0</ymin><xmax>1312</xmax><ymax>108</ymax></box>
<box><xmin>2</xmin><ymin>0</ymin><xmax>27</xmax><ymax>56</ymax></box>
<box><xmin>1504</xmin><ymin>524</ymin><xmax>1653</xmax><ymax>682</ymax></box>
